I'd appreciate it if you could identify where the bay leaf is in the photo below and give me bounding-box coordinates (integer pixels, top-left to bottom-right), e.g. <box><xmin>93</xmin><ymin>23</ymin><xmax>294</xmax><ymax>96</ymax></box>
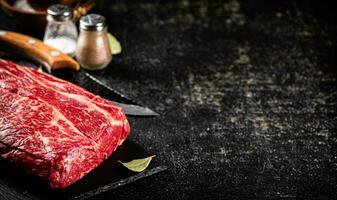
<box><xmin>37</xmin><ymin>66</ymin><xmax>43</xmax><ymax>73</ymax></box>
<box><xmin>118</xmin><ymin>155</ymin><xmax>155</xmax><ymax>172</ymax></box>
<box><xmin>107</xmin><ymin>33</ymin><xmax>122</xmax><ymax>55</ymax></box>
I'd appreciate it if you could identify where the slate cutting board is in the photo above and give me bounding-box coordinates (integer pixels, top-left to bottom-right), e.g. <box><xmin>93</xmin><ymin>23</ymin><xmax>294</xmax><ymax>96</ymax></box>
<box><xmin>0</xmin><ymin>140</ymin><xmax>167</xmax><ymax>200</ymax></box>
<box><xmin>0</xmin><ymin>55</ymin><xmax>167</xmax><ymax>200</ymax></box>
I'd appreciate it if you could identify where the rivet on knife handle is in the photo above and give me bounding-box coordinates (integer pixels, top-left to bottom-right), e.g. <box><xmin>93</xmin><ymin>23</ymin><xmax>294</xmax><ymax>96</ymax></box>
<box><xmin>0</xmin><ymin>30</ymin><xmax>80</xmax><ymax>71</ymax></box>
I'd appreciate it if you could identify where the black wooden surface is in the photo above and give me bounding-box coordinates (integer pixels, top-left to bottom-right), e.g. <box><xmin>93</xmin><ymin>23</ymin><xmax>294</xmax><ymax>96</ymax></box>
<box><xmin>1</xmin><ymin>0</ymin><xmax>337</xmax><ymax>199</ymax></box>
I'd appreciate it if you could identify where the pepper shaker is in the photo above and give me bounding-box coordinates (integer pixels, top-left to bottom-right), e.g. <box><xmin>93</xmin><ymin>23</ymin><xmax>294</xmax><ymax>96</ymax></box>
<box><xmin>75</xmin><ymin>14</ymin><xmax>112</xmax><ymax>70</ymax></box>
<box><xmin>43</xmin><ymin>4</ymin><xmax>78</xmax><ymax>56</ymax></box>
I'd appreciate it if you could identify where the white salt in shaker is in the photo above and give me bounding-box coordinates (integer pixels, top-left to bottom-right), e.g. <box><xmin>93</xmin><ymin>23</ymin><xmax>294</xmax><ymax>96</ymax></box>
<box><xmin>43</xmin><ymin>4</ymin><xmax>78</xmax><ymax>57</ymax></box>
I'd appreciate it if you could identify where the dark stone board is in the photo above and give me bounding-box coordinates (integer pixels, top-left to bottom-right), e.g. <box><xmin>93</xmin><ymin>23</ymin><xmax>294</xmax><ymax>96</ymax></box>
<box><xmin>1</xmin><ymin>0</ymin><xmax>337</xmax><ymax>199</ymax></box>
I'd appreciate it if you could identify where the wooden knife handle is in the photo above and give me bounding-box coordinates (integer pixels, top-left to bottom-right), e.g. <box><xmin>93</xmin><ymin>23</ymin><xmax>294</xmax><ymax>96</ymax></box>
<box><xmin>0</xmin><ymin>30</ymin><xmax>80</xmax><ymax>71</ymax></box>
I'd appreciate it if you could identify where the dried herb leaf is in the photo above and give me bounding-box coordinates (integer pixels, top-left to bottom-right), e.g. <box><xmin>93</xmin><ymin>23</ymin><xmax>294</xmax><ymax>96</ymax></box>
<box><xmin>107</xmin><ymin>33</ymin><xmax>122</xmax><ymax>55</ymax></box>
<box><xmin>37</xmin><ymin>66</ymin><xmax>43</xmax><ymax>73</ymax></box>
<box><xmin>119</xmin><ymin>155</ymin><xmax>155</xmax><ymax>172</ymax></box>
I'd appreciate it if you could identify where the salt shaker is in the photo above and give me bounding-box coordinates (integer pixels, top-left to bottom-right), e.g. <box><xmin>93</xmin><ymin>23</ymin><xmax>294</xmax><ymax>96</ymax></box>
<box><xmin>43</xmin><ymin>4</ymin><xmax>78</xmax><ymax>56</ymax></box>
<box><xmin>75</xmin><ymin>14</ymin><xmax>112</xmax><ymax>70</ymax></box>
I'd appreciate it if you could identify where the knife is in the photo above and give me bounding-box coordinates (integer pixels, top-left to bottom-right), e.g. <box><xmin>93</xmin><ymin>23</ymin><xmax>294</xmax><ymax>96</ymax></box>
<box><xmin>0</xmin><ymin>30</ymin><xmax>159</xmax><ymax>117</ymax></box>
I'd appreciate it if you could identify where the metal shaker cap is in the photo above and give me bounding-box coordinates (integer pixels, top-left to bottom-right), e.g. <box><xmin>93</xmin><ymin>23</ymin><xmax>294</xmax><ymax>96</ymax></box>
<box><xmin>47</xmin><ymin>4</ymin><xmax>73</xmax><ymax>22</ymax></box>
<box><xmin>80</xmin><ymin>14</ymin><xmax>106</xmax><ymax>31</ymax></box>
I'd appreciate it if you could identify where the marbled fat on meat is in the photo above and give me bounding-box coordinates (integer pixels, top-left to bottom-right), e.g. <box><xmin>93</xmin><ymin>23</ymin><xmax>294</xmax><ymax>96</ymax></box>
<box><xmin>0</xmin><ymin>59</ymin><xmax>130</xmax><ymax>188</ymax></box>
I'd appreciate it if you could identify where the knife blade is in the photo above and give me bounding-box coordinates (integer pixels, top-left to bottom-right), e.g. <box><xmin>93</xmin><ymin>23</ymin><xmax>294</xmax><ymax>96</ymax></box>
<box><xmin>81</xmin><ymin>72</ymin><xmax>160</xmax><ymax>117</ymax></box>
<box><xmin>110</xmin><ymin>101</ymin><xmax>159</xmax><ymax>117</ymax></box>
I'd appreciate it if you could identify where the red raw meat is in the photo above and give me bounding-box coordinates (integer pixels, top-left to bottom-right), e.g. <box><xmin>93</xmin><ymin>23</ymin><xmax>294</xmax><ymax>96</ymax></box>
<box><xmin>0</xmin><ymin>59</ymin><xmax>130</xmax><ymax>188</ymax></box>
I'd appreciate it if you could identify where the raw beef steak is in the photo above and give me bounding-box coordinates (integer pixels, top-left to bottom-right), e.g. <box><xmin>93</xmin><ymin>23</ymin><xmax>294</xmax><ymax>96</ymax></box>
<box><xmin>0</xmin><ymin>59</ymin><xmax>130</xmax><ymax>188</ymax></box>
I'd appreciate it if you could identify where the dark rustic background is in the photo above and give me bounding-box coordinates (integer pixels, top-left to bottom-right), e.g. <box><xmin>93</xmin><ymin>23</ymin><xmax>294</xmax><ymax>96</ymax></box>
<box><xmin>1</xmin><ymin>0</ymin><xmax>337</xmax><ymax>199</ymax></box>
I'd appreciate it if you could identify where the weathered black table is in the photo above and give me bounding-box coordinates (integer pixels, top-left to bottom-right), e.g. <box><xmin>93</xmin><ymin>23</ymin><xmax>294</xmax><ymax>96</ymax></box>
<box><xmin>1</xmin><ymin>0</ymin><xmax>336</xmax><ymax>199</ymax></box>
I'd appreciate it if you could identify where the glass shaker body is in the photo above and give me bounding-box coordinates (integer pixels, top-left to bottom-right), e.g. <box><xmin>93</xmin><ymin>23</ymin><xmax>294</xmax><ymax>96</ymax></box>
<box><xmin>43</xmin><ymin>4</ymin><xmax>78</xmax><ymax>56</ymax></box>
<box><xmin>75</xmin><ymin>14</ymin><xmax>112</xmax><ymax>70</ymax></box>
